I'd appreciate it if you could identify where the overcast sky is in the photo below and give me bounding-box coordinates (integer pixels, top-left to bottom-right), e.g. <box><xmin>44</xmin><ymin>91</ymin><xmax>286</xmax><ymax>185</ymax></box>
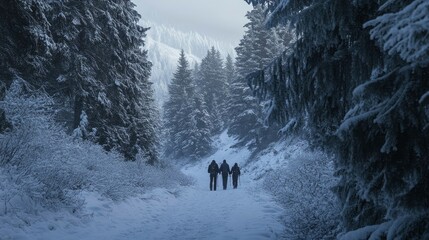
<box><xmin>132</xmin><ymin>0</ymin><xmax>252</xmax><ymax>44</ymax></box>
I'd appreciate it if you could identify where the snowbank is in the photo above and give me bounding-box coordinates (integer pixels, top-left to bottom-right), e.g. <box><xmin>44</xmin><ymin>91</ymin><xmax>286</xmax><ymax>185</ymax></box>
<box><xmin>0</xmin><ymin>84</ymin><xmax>192</xmax><ymax>239</ymax></box>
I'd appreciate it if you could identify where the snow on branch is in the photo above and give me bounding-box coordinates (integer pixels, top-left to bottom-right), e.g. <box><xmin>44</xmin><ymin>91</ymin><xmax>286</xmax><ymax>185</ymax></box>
<box><xmin>337</xmin><ymin>104</ymin><xmax>380</xmax><ymax>138</ymax></box>
<box><xmin>352</xmin><ymin>67</ymin><xmax>399</xmax><ymax>99</ymax></box>
<box><xmin>419</xmin><ymin>91</ymin><xmax>429</xmax><ymax>105</ymax></box>
<box><xmin>365</xmin><ymin>0</ymin><xmax>429</xmax><ymax>66</ymax></box>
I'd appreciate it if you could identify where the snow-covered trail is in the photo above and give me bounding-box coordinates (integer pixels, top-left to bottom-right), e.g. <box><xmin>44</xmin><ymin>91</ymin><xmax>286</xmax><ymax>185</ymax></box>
<box><xmin>22</xmin><ymin>163</ymin><xmax>285</xmax><ymax>240</ymax></box>
<box><xmin>118</xmin><ymin>161</ymin><xmax>285</xmax><ymax>240</ymax></box>
<box><xmin>17</xmin><ymin>133</ymin><xmax>285</xmax><ymax>240</ymax></box>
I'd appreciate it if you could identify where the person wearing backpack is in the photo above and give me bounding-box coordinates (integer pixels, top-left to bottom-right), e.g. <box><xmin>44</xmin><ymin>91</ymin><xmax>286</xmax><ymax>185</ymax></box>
<box><xmin>230</xmin><ymin>163</ymin><xmax>241</xmax><ymax>189</ymax></box>
<box><xmin>219</xmin><ymin>159</ymin><xmax>230</xmax><ymax>190</ymax></box>
<box><xmin>208</xmin><ymin>160</ymin><xmax>220</xmax><ymax>191</ymax></box>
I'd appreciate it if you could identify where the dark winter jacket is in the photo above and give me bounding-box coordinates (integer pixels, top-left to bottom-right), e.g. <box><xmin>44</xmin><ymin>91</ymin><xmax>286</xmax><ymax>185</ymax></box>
<box><xmin>231</xmin><ymin>164</ymin><xmax>241</xmax><ymax>176</ymax></box>
<box><xmin>208</xmin><ymin>161</ymin><xmax>219</xmax><ymax>175</ymax></box>
<box><xmin>219</xmin><ymin>162</ymin><xmax>230</xmax><ymax>176</ymax></box>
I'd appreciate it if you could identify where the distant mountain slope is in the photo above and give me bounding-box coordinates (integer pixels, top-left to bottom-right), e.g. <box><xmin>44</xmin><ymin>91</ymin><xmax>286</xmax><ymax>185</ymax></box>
<box><xmin>142</xmin><ymin>20</ymin><xmax>236</xmax><ymax>109</ymax></box>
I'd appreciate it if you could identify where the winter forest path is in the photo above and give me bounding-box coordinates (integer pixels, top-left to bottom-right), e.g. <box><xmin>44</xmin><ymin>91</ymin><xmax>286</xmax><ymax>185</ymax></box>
<box><xmin>118</xmin><ymin>160</ymin><xmax>286</xmax><ymax>240</ymax></box>
<box><xmin>23</xmin><ymin>134</ymin><xmax>285</xmax><ymax>240</ymax></box>
<box><xmin>124</xmin><ymin>132</ymin><xmax>286</xmax><ymax>239</ymax></box>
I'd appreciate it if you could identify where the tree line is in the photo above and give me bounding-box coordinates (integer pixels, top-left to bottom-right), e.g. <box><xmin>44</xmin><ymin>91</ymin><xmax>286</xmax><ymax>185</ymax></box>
<box><xmin>162</xmin><ymin>4</ymin><xmax>292</xmax><ymax>161</ymax></box>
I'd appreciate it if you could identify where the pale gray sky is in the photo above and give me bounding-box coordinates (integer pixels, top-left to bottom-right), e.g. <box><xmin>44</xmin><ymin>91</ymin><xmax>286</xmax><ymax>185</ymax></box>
<box><xmin>132</xmin><ymin>0</ymin><xmax>252</xmax><ymax>44</ymax></box>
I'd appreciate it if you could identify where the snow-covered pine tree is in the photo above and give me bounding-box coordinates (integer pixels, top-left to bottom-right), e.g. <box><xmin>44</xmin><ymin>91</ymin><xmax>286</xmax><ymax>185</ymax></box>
<box><xmin>0</xmin><ymin>0</ymin><xmax>53</xmax><ymax>86</ymax></box>
<box><xmin>164</xmin><ymin>50</ymin><xmax>193</xmax><ymax>158</ymax></box>
<box><xmin>228</xmin><ymin>4</ymin><xmax>289</xmax><ymax>146</ymax></box>
<box><xmin>246</xmin><ymin>4</ymin><xmax>272</xmax><ymax>68</ymax></box>
<box><xmin>220</xmin><ymin>54</ymin><xmax>235</xmax><ymax>126</ymax></box>
<box><xmin>245</xmin><ymin>0</ymin><xmax>429</xmax><ymax>238</ymax></box>
<box><xmin>189</xmin><ymin>93</ymin><xmax>212</xmax><ymax>158</ymax></box>
<box><xmin>224</xmin><ymin>54</ymin><xmax>236</xmax><ymax>93</ymax></box>
<box><xmin>53</xmin><ymin>0</ymin><xmax>157</xmax><ymax>162</ymax></box>
<box><xmin>228</xmin><ymin>12</ymin><xmax>260</xmax><ymax>144</ymax></box>
<box><xmin>164</xmin><ymin>50</ymin><xmax>212</xmax><ymax>160</ymax></box>
<box><xmin>1</xmin><ymin>0</ymin><xmax>158</xmax><ymax>163</ymax></box>
<box><xmin>228</xmin><ymin>32</ymin><xmax>263</xmax><ymax>143</ymax></box>
<box><xmin>197</xmin><ymin>47</ymin><xmax>227</xmax><ymax>133</ymax></box>
<box><xmin>1</xmin><ymin>0</ymin><xmax>51</xmax><ymax>131</ymax></box>
<box><xmin>189</xmin><ymin>63</ymin><xmax>213</xmax><ymax>158</ymax></box>
<box><xmin>336</xmin><ymin>0</ymin><xmax>429</xmax><ymax>237</ymax></box>
<box><xmin>246</xmin><ymin>0</ymin><xmax>387</xmax><ymax>231</ymax></box>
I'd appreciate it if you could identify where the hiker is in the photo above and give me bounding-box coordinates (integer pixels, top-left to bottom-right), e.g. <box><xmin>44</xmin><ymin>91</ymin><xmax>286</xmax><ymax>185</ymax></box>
<box><xmin>219</xmin><ymin>159</ymin><xmax>230</xmax><ymax>190</ymax></box>
<box><xmin>230</xmin><ymin>163</ymin><xmax>241</xmax><ymax>189</ymax></box>
<box><xmin>208</xmin><ymin>160</ymin><xmax>220</xmax><ymax>191</ymax></box>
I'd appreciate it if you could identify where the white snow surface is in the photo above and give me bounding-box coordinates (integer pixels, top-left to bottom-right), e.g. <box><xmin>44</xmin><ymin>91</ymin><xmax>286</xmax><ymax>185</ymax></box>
<box><xmin>3</xmin><ymin>131</ymin><xmax>285</xmax><ymax>240</ymax></box>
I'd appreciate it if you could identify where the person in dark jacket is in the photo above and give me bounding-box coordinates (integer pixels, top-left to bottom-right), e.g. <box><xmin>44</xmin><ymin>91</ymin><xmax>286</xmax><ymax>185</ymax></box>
<box><xmin>207</xmin><ymin>160</ymin><xmax>220</xmax><ymax>191</ymax></box>
<box><xmin>219</xmin><ymin>159</ymin><xmax>230</xmax><ymax>190</ymax></box>
<box><xmin>230</xmin><ymin>163</ymin><xmax>241</xmax><ymax>189</ymax></box>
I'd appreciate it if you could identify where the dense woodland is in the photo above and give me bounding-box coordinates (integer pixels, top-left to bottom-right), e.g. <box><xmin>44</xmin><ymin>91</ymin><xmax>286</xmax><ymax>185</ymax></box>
<box><xmin>0</xmin><ymin>0</ymin><xmax>158</xmax><ymax>163</ymax></box>
<box><xmin>244</xmin><ymin>0</ymin><xmax>429</xmax><ymax>239</ymax></box>
<box><xmin>1</xmin><ymin>0</ymin><xmax>428</xmax><ymax>239</ymax></box>
<box><xmin>0</xmin><ymin>0</ymin><xmax>188</xmax><ymax>221</ymax></box>
<box><xmin>164</xmin><ymin>0</ymin><xmax>429</xmax><ymax>238</ymax></box>
<box><xmin>163</xmin><ymin>4</ymin><xmax>292</xmax><ymax>161</ymax></box>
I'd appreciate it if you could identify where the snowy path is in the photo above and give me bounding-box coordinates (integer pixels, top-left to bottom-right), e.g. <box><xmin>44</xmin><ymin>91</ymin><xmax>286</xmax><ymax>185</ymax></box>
<box><xmin>119</xmin><ymin>166</ymin><xmax>284</xmax><ymax>240</ymax></box>
<box><xmin>14</xmin><ymin>134</ymin><xmax>285</xmax><ymax>240</ymax></box>
<box><xmin>18</xmin><ymin>163</ymin><xmax>284</xmax><ymax>240</ymax></box>
<box><xmin>127</xmin><ymin>162</ymin><xmax>286</xmax><ymax>240</ymax></box>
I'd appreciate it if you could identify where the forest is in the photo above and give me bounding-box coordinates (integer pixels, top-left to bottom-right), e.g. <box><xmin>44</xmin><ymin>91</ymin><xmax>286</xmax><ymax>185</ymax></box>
<box><xmin>1</xmin><ymin>0</ymin><xmax>428</xmax><ymax>239</ymax></box>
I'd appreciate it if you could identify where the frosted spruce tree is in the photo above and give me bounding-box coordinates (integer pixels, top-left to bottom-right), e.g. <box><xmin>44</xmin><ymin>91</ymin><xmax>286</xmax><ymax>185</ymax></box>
<box><xmin>228</xmin><ymin>4</ymin><xmax>290</xmax><ymax>146</ymax></box>
<box><xmin>188</xmin><ymin>93</ymin><xmax>212</xmax><ymax>159</ymax></box>
<box><xmin>0</xmin><ymin>0</ymin><xmax>52</xmax><ymax>132</ymax></box>
<box><xmin>224</xmin><ymin>55</ymin><xmax>236</xmax><ymax>95</ymax></box>
<box><xmin>245</xmin><ymin>0</ymin><xmax>429</xmax><ymax>238</ymax></box>
<box><xmin>0</xmin><ymin>0</ymin><xmax>53</xmax><ymax>86</ymax></box>
<box><xmin>197</xmin><ymin>47</ymin><xmax>227</xmax><ymax>133</ymax></box>
<box><xmin>190</xmin><ymin>64</ymin><xmax>212</xmax><ymax>158</ymax></box>
<box><xmin>164</xmin><ymin>50</ymin><xmax>212</xmax><ymax>160</ymax></box>
<box><xmin>228</xmin><ymin>36</ymin><xmax>263</xmax><ymax>143</ymax></box>
<box><xmin>0</xmin><ymin>0</ymin><xmax>159</xmax><ymax>163</ymax></box>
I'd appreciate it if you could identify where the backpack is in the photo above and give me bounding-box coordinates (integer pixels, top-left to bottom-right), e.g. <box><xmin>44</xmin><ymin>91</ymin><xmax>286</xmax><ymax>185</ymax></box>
<box><xmin>209</xmin><ymin>164</ymin><xmax>217</xmax><ymax>174</ymax></box>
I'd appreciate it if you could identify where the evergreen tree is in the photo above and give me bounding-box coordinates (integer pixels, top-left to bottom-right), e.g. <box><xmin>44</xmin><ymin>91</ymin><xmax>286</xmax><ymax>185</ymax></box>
<box><xmin>164</xmin><ymin>50</ymin><xmax>212</xmax><ymax>160</ymax></box>
<box><xmin>190</xmin><ymin>63</ymin><xmax>213</xmax><ymax>157</ymax></box>
<box><xmin>0</xmin><ymin>0</ymin><xmax>158</xmax><ymax>163</ymax></box>
<box><xmin>221</xmin><ymin>54</ymin><xmax>235</xmax><ymax>125</ymax></box>
<box><xmin>164</xmin><ymin>50</ymin><xmax>193</xmax><ymax>157</ymax></box>
<box><xmin>228</xmin><ymin>4</ymin><xmax>289</xmax><ymax>145</ymax></box>
<box><xmin>0</xmin><ymin>0</ymin><xmax>53</xmax><ymax>86</ymax></box>
<box><xmin>224</xmin><ymin>54</ymin><xmax>236</xmax><ymax>92</ymax></box>
<box><xmin>196</xmin><ymin>47</ymin><xmax>228</xmax><ymax>133</ymax></box>
<box><xmin>245</xmin><ymin>0</ymin><xmax>429</xmax><ymax>238</ymax></box>
<box><xmin>189</xmin><ymin>93</ymin><xmax>212</xmax><ymax>158</ymax></box>
<box><xmin>52</xmin><ymin>0</ymin><xmax>157</xmax><ymax>162</ymax></box>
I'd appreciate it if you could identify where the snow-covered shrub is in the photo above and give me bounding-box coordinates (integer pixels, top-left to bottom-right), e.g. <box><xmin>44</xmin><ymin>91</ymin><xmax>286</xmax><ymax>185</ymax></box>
<box><xmin>77</xmin><ymin>149</ymin><xmax>192</xmax><ymax>201</ymax></box>
<box><xmin>0</xmin><ymin>80</ymin><xmax>86</xmax><ymax>211</ymax></box>
<box><xmin>0</xmin><ymin>80</ymin><xmax>191</xmax><ymax>215</ymax></box>
<box><xmin>0</xmin><ymin>166</ymin><xmax>44</xmax><ymax>215</ymax></box>
<box><xmin>263</xmin><ymin>149</ymin><xmax>340</xmax><ymax>240</ymax></box>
